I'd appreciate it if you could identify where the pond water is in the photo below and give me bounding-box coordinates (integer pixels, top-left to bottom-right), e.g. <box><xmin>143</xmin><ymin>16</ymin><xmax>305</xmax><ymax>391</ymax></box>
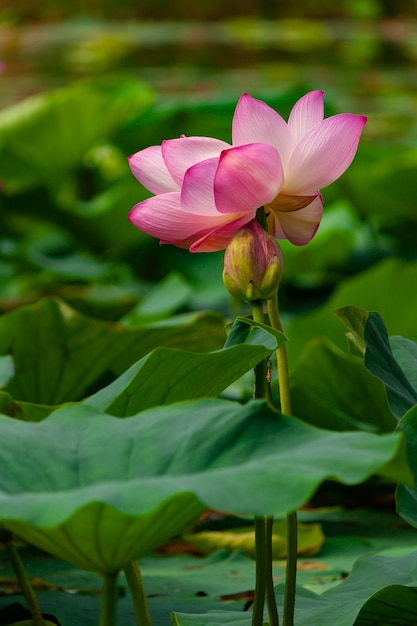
<box><xmin>1</xmin><ymin>17</ymin><xmax>417</xmax><ymax>142</ymax></box>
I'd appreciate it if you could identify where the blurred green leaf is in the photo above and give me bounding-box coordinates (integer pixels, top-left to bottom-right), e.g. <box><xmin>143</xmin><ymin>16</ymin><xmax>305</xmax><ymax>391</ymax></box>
<box><xmin>121</xmin><ymin>272</ymin><xmax>192</xmax><ymax>324</ymax></box>
<box><xmin>279</xmin><ymin>200</ymin><xmax>366</xmax><ymax>288</ymax></box>
<box><xmin>351</xmin><ymin>149</ymin><xmax>417</xmax><ymax>235</ymax></box>
<box><xmin>112</xmin><ymin>310</ymin><xmax>226</xmax><ymax>372</ymax></box>
<box><xmin>22</xmin><ymin>231</ymin><xmax>116</xmax><ymax>280</ymax></box>
<box><xmin>0</xmin><ymin>297</ymin><xmax>226</xmax><ymax>404</ymax></box>
<box><xmin>0</xmin><ymin>356</ymin><xmax>14</xmax><ymax>389</ymax></box>
<box><xmin>186</xmin><ymin>520</ymin><xmax>324</xmax><ymax>558</ymax></box>
<box><xmin>0</xmin><ymin>76</ymin><xmax>153</xmax><ymax>193</ymax></box>
<box><xmin>286</xmin><ymin>258</ymin><xmax>417</xmax><ymax>366</ymax></box>
<box><xmin>0</xmin><ymin>296</ymin><xmax>125</xmax><ymax>404</ymax></box>
<box><xmin>291</xmin><ymin>337</ymin><xmax>396</xmax><ymax>432</ymax></box>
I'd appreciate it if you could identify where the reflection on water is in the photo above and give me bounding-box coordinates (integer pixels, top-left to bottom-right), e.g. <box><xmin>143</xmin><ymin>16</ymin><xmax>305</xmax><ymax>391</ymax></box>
<box><xmin>1</xmin><ymin>17</ymin><xmax>417</xmax><ymax>141</ymax></box>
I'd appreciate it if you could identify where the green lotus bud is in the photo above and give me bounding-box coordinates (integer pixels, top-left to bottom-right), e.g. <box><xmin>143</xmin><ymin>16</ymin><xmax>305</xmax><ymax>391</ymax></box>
<box><xmin>222</xmin><ymin>220</ymin><xmax>283</xmax><ymax>302</ymax></box>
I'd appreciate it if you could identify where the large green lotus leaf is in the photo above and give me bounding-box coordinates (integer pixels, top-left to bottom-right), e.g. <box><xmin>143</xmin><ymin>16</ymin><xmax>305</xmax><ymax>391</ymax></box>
<box><xmin>336</xmin><ymin>306</ymin><xmax>417</xmax><ymax>419</ymax></box>
<box><xmin>0</xmin><ymin>399</ymin><xmax>408</xmax><ymax>574</ymax></box>
<box><xmin>0</xmin><ymin>297</ymin><xmax>225</xmax><ymax>404</ymax></box>
<box><xmin>173</xmin><ymin>550</ymin><xmax>417</xmax><ymax>626</ymax></box>
<box><xmin>290</xmin><ymin>337</ymin><xmax>395</xmax><ymax>432</ymax></box>
<box><xmin>0</xmin><ymin>77</ymin><xmax>153</xmax><ymax>193</ymax></box>
<box><xmin>85</xmin><ymin>317</ymin><xmax>284</xmax><ymax>416</ymax></box>
<box><xmin>286</xmin><ymin>258</ymin><xmax>417</xmax><ymax>366</ymax></box>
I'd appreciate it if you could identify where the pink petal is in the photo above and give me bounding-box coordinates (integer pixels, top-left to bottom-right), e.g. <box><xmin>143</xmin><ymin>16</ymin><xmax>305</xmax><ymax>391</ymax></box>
<box><xmin>232</xmin><ymin>93</ymin><xmax>295</xmax><ymax>166</ymax></box>
<box><xmin>288</xmin><ymin>90</ymin><xmax>324</xmax><ymax>142</ymax></box>
<box><xmin>214</xmin><ymin>143</ymin><xmax>284</xmax><ymax>215</ymax></box>
<box><xmin>161</xmin><ymin>136</ymin><xmax>230</xmax><ymax>186</ymax></box>
<box><xmin>284</xmin><ymin>113</ymin><xmax>367</xmax><ymax>194</ymax></box>
<box><xmin>181</xmin><ymin>157</ymin><xmax>222</xmax><ymax>216</ymax></box>
<box><xmin>190</xmin><ymin>214</ymin><xmax>255</xmax><ymax>252</ymax></box>
<box><xmin>128</xmin><ymin>192</ymin><xmax>231</xmax><ymax>243</ymax></box>
<box><xmin>272</xmin><ymin>195</ymin><xmax>323</xmax><ymax>245</ymax></box>
<box><xmin>128</xmin><ymin>146</ymin><xmax>178</xmax><ymax>194</ymax></box>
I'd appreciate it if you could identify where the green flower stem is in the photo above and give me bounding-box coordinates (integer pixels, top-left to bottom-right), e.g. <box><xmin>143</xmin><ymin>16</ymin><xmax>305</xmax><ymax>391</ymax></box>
<box><xmin>124</xmin><ymin>560</ymin><xmax>153</xmax><ymax>626</ymax></box>
<box><xmin>267</xmin><ymin>296</ymin><xmax>298</xmax><ymax>626</ymax></box>
<box><xmin>251</xmin><ymin>300</ymin><xmax>267</xmax><ymax>626</ymax></box>
<box><xmin>252</xmin><ymin>516</ymin><xmax>267</xmax><ymax>626</ymax></box>
<box><xmin>266</xmin><ymin>297</ymin><xmax>291</xmax><ymax>415</ymax></box>
<box><xmin>283</xmin><ymin>511</ymin><xmax>298</xmax><ymax>626</ymax></box>
<box><xmin>1</xmin><ymin>529</ymin><xmax>45</xmax><ymax>626</ymax></box>
<box><xmin>265</xmin><ymin>516</ymin><xmax>279</xmax><ymax>626</ymax></box>
<box><xmin>100</xmin><ymin>572</ymin><xmax>118</xmax><ymax>626</ymax></box>
<box><xmin>250</xmin><ymin>301</ymin><xmax>279</xmax><ymax>626</ymax></box>
<box><xmin>251</xmin><ymin>300</ymin><xmax>267</xmax><ymax>399</ymax></box>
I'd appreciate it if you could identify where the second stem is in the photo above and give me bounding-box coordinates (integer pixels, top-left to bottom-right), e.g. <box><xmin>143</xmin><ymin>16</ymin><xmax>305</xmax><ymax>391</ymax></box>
<box><xmin>267</xmin><ymin>296</ymin><xmax>298</xmax><ymax>626</ymax></box>
<box><xmin>251</xmin><ymin>301</ymin><xmax>279</xmax><ymax>626</ymax></box>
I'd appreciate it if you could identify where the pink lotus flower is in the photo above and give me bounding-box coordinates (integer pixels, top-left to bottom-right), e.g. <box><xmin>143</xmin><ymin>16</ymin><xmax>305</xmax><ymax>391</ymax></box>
<box><xmin>128</xmin><ymin>91</ymin><xmax>367</xmax><ymax>252</ymax></box>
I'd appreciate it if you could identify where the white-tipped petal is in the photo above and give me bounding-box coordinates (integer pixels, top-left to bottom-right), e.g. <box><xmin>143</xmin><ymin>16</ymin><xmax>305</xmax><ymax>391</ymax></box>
<box><xmin>128</xmin><ymin>146</ymin><xmax>178</xmax><ymax>194</ymax></box>
<box><xmin>232</xmin><ymin>93</ymin><xmax>295</xmax><ymax>166</ymax></box>
<box><xmin>288</xmin><ymin>90</ymin><xmax>324</xmax><ymax>142</ymax></box>
<box><xmin>285</xmin><ymin>113</ymin><xmax>367</xmax><ymax>193</ymax></box>
<box><xmin>162</xmin><ymin>136</ymin><xmax>230</xmax><ymax>185</ymax></box>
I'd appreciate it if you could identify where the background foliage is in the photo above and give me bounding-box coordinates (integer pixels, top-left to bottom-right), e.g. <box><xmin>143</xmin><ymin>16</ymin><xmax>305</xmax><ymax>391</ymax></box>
<box><xmin>1</xmin><ymin>2</ymin><xmax>417</xmax><ymax>625</ymax></box>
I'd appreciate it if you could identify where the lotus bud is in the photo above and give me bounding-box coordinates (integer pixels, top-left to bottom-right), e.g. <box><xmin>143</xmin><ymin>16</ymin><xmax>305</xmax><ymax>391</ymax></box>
<box><xmin>222</xmin><ymin>220</ymin><xmax>283</xmax><ymax>303</ymax></box>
